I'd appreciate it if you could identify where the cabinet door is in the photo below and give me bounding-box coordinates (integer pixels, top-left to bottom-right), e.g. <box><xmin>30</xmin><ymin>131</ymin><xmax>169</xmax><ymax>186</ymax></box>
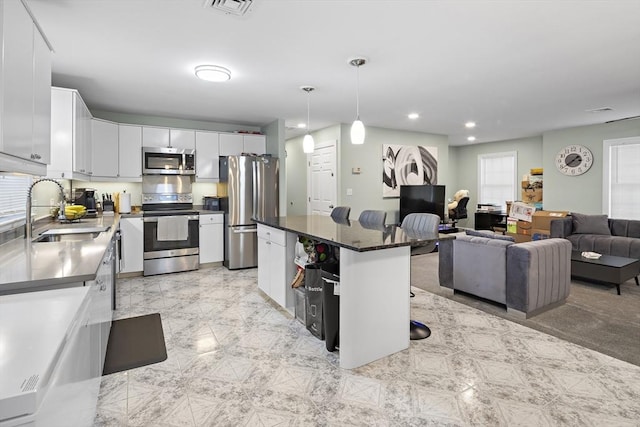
<box><xmin>170</xmin><ymin>129</ymin><xmax>195</xmax><ymax>149</ymax></box>
<box><xmin>142</xmin><ymin>127</ymin><xmax>169</xmax><ymax>147</ymax></box>
<box><xmin>243</xmin><ymin>134</ymin><xmax>266</xmax><ymax>155</ymax></box>
<box><xmin>119</xmin><ymin>217</ymin><xmax>144</xmax><ymax>273</ymax></box>
<box><xmin>199</xmin><ymin>215</ymin><xmax>223</xmax><ymax>263</ymax></box>
<box><xmin>257</xmin><ymin>236</ymin><xmax>270</xmax><ymax>295</ymax></box>
<box><xmin>48</xmin><ymin>88</ymin><xmax>74</xmax><ymax>178</ymax></box>
<box><xmin>195</xmin><ymin>131</ymin><xmax>219</xmax><ymax>180</ymax></box>
<box><xmin>269</xmin><ymin>242</ymin><xmax>287</xmax><ymax>307</ymax></box>
<box><xmin>118</xmin><ymin>125</ymin><xmax>142</xmax><ymax>180</ymax></box>
<box><xmin>72</xmin><ymin>93</ymin><xmax>87</xmax><ymax>174</ymax></box>
<box><xmin>219</xmin><ymin>133</ymin><xmax>243</xmax><ymax>156</ymax></box>
<box><xmin>32</xmin><ymin>27</ymin><xmax>51</xmax><ymax>165</ymax></box>
<box><xmin>91</xmin><ymin>119</ymin><xmax>118</xmax><ymax>178</ymax></box>
<box><xmin>1</xmin><ymin>0</ymin><xmax>34</xmax><ymax>161</ymax></box>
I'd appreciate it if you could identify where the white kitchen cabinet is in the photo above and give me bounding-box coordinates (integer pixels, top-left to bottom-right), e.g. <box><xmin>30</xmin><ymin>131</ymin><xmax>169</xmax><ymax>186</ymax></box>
<box><xmin>48</xmin><ymin>87</ymin><xmax>93</xmax><ymax>180</ymax></box>
<box><xmin>257</xmin><ymin>224</ymin><xmax>296</xmax><ymax>309</ymax></box>
<box><xmin>170</xmin><ymin>128</ymin><xmax>195</xmax><ymax>149</ymax></box>
<box><xmin>119</xmin><ymin>217</ymin><xmax>143</xmax><ymax>274</ymax></box>
<box><xmin>91</xmin><ymin>119</ymin><xmax>119</xmax><ymax>178</ymax></box>
<box><xmin>142</xmin><ymin>126</ymin><xmax>169</xmax><ymax>147</ymax></box>
<box><xmin>0</xmin><ymin>0</ymin><xmax>51</xmax><ymax>173</ymax></box>
<box><xmin>118</xmin><ymin>124</ymin><xmax>142</xmax><ymax>181</ymax></box>
<box><xmin>195</xmin><ymin>131</ymin><xmax>220</xmax><ymax>181</ymax></box>
<box><xmin>199</xmin><ymin>214</ymin><xmax>223</xmax><ymax>263</ymax></box>
<box><xmin>219</xmin><ymin>133</ymin><xmax>244</xmax><ymax>156</ymax></box>
<box><xmin>242</xmin><ymin>134</ymin><xmax>266</xmax><ymax>155</ymax></box>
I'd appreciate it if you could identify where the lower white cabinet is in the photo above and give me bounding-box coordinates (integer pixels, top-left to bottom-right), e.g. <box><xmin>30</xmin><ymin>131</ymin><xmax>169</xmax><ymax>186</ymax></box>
<box><xmin>119</xmin><ymin>217</ymin><xmax>143</xmax><ymax>273</ymax></box>
<box><xmin>257</xmin><ymin>224</ymin><xmax>296</xmax><ymax>309</ymax></box>
<box><xmin>199</xmin><ymin>214</ymin><xmax>223</xmax><ymax>263</ymax></box>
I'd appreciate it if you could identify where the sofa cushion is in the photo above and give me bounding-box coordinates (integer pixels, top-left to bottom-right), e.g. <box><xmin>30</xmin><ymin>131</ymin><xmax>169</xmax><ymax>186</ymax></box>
<box><xmin>610</xmin><ymin>219</ymin><xmax>640</xmax><ymax>239</ymax></box>
<box><xmin>465</xmin><ymin>229</ymin><xmax>515</xmax><ymax>242</ymax></box>
<box><xmin>567</xmin><ymin>234</ymin><xmax>640</xmax><ymax>259</ymax></box>
<box><xmin>572</xmin><ymin>213</ymin><xmax>611</xmax><ymax>235</ymax></box>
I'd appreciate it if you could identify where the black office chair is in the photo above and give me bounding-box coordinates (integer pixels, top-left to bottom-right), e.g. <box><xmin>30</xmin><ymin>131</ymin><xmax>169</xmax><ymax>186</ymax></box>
<box><xmin>358</xmin><ymin>210</ymin><xmax>387</xmax><ymax>228</ymax></box>
<box><xmin>449</xmin><ymin>196</ymin><xmax>469</xmax><ymax>227</ymax></box>
<box><xmin>401</xmin><ymin>213</ymin><xmax>440</xmax><ymax>340</ymax></box>
<box><xmin>330</xmin><ymin>206</ymin><xmax>351</xmax><ymax>222</ymax></box>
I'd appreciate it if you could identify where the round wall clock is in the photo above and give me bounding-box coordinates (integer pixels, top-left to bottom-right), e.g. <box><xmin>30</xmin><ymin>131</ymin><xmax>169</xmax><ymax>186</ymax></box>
<box><xmin>555</xmin><ymin>144</ymin><xmax>593</xmax><ymax>176</ymax></box>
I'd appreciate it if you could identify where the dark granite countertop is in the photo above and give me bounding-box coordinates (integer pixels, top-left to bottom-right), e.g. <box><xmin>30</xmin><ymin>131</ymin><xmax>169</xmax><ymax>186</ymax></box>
<box><xmin>254</xmin><ymin>215</ymin><xmax>454</xmax><ymax>252</ymax></box>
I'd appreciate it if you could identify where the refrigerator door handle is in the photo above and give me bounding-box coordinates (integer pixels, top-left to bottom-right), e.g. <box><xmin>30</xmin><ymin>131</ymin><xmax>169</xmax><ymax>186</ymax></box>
<box><xmin>231</xmin><ymin>227</ymin><xmax>258</xmax><ymax>234</ymax></box>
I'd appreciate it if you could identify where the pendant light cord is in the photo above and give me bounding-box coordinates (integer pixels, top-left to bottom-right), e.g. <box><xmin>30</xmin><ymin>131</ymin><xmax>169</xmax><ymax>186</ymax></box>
<box><xmin>307</xmin><ymin>90</ymin><xmax>311</xmax><ymax>132</ymax></box>
<box><xmin>355</xmin><ymin>64</ymin><xmax>360</xmax><ymax>119</ymax></box>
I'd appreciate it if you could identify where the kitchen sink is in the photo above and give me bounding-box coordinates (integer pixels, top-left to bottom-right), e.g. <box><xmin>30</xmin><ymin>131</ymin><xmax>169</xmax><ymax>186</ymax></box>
<box><xmin>33</xmin><ymin>226</ymin><xmax>110</xmax><ymax>243</ymax></box>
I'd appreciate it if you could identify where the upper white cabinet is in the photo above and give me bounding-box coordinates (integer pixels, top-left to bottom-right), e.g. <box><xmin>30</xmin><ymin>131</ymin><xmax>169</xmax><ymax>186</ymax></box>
<box><xmin>48</xmin><ymin>87</ymin><xmax>93</xmax><ymax>180</ymax></box>
<box><xmin>0</xmin><ymin>0</ymin><xmax>51</xmax><ymax>174</ymax></box>
<box><xmin>91</xmin><ymin>119</ymin><xmax>118</xmax><ymax>179</ymax></box>
<box><xmin>219</xmin><ymin>133</ymin><xmax>266</xmax><ymax>156</ymax></box>
<box><xmin>142</xmin><ymin>126</ymin><xmax>169</xmax><ymax>148</ymax></box>
<box><xmin>170</xmin><ymin>129</ymin><xmax>195</xmax><ymax>149</ymax></box>
<box><xmin>195</xmin><ymin>131</ymin><xmax>219</xmax><ymax>181</ymax></box>
<box><xmin>118</xmin><ymin>124</ymin><xmax>142</xmax><ymax>181</ymax></box>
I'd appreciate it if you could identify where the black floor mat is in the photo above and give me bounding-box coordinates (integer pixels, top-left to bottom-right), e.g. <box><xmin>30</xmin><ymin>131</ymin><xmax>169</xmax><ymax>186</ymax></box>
<box><xmin>103</xmin><ymin>313</ymin><xmax>167</xmax><ymax>375</ymax></box>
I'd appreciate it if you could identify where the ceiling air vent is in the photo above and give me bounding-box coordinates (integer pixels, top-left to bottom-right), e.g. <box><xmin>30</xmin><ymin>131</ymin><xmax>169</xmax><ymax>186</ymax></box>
<box><xmin>203</xmin><ymin>0</ymin><xmax>255</xmax><ymax>16</ymax></box>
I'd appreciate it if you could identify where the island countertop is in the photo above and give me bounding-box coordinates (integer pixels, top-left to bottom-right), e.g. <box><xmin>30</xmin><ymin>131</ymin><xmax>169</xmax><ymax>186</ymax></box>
<box><xmin>254</xmin><ymin>215</ymin><xmax>453</xmax><ymax>252</ymax></box>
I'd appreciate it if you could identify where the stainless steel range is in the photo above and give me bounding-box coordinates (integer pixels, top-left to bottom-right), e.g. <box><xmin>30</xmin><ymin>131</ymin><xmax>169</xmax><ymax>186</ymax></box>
<box><xmin>141</xmin><ymin>175</ymin><xmax>199</xmax><ymax>276</ymax></box>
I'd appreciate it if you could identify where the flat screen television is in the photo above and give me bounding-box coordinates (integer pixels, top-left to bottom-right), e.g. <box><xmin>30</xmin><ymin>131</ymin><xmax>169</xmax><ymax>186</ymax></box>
<box><xmin>399</xmin><ymin>184</ymin><xmax>446</xmax><ymax>224</ymax></box>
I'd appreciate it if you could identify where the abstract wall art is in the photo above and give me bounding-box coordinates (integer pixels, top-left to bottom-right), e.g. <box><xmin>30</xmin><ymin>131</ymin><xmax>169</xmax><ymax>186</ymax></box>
<box><xmin>382</xmin><ymin>144</ymin><xmax>438</xmax><ymax>197</ymax></box>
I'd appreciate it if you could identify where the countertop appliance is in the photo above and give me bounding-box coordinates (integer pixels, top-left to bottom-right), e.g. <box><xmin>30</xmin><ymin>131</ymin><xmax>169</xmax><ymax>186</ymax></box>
<box><xmin>142</xmin><ymin>146</ymin><xmax>195</xmax><ymax>175</ymax></box>
<box><xmin>73</xmin><ymin>188</ymin><xmax>98</xmax><ymax>218</ymax></box>
<box><xmin>219</xmin><ymin>155</ymin><xmax>279</xmax><ymax>269</ymax></box>
<box><xmin>141</xmin><ymin>175</ymin><xmax>199</xmax><ymax>276</ymax></box>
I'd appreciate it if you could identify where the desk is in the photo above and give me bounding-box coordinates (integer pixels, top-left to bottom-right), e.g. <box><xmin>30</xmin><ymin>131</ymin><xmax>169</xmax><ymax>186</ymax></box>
<box><xmin>475</xmin><ymin>211</ymin><xmax>508</xmax><ymax>232</ymax></box>
<box><xmin>254</xmin><ymin>215</ymin><xmax>452</xmax><ymax>369</ymax></box>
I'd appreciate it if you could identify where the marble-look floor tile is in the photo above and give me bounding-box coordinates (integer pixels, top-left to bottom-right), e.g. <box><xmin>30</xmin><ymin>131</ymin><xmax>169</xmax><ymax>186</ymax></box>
<box><xmin>96</xmin><ymin>268</ymin><xmax>640</xmax><ymax>427</ymax></box>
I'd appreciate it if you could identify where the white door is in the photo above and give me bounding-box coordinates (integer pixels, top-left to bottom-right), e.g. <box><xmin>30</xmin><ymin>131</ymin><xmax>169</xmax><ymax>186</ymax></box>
<box><xmin>308</xmin><ymin>140</ymin><xmax>337</xmax><ymax>215</ymax></box>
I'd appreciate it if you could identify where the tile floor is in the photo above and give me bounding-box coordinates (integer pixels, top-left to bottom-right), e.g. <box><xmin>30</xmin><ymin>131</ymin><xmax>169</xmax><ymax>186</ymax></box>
<box><xmin>94</xmin><ymin>266</ymin><xmax>640</xmax><ymax>426</ymax></box>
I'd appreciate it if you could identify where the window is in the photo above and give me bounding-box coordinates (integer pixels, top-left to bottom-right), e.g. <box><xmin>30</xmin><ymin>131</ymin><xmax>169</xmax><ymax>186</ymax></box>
<box><xmin>0</xmin><ymin>174</ymin><xmax>31</xmax><ymax>230</ymax></box>
<box><xmin>603</xmin><ymin>137</ymin><xmax>640</xmax><ymax>220</ymax></box>
<box><xmin>477</xmin><ymin>151</ymin><xmax>517</xmax><ymax>210</ymax></box>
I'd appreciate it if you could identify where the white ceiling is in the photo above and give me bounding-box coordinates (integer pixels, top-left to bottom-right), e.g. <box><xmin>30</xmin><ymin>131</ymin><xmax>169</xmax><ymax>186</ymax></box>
<box><xmin>28</xmin><ymin>0</ymin><xmax>640</xmax><ymax>146</ymax></box>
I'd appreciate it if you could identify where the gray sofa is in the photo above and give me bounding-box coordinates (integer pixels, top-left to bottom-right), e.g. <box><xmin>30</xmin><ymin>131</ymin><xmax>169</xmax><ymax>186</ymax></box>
<box><xmin>439</xmin><ymin>231</ymin><xmax>572</xmax><ymax>318</ymax></box>
<box><xmin>550</xmin><ymin>213</ymin><xmax>640</xmax><ymax>259</ymax></box>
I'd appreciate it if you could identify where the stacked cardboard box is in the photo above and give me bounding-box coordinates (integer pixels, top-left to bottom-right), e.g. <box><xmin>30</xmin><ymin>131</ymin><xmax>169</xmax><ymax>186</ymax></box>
<box><xmin>531</xmin><ymin>211</ymin><xmax>569</xmax><ymax>240</ymax></box>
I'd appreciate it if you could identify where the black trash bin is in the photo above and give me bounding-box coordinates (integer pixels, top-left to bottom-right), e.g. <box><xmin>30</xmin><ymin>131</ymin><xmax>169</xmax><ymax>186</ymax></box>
<box><xmin>321</xmin><ymin>262</ymin><xmax>340</xmax><ymax>352</ymax></box>
<box><xmin>305</xmin><ymin>265</ymin><xmax>324</xmax><ymax>340</ymax></box>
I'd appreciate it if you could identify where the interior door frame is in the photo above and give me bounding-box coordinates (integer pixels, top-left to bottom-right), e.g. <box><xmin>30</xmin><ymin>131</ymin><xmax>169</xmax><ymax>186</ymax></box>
<box><xmin>307</xmin><ymin>139</ymin><xmax>338</xmax><ymax>215</ymax></box>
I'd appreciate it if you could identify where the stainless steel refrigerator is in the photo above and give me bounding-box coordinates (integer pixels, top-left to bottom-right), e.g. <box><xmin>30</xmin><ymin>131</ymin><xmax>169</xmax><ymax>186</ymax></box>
<box><xmin>219</xmin><ymin>155</ymin><xmax>279</xmax><ymax>269</ymax></box>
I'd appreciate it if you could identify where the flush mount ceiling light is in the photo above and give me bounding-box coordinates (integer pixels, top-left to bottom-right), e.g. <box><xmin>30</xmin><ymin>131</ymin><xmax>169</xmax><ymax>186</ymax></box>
<box><xmin>408</xmin><ymin>113</ymin><xmax>420</xmax><ymax>120</ymax></box>
<box><xmin>194</xmin><ymin>65</ymin><xmax>231</xmax><ymax>82</ymax></box>
<box><xmin>467</xmin><ymin>136</ymin><xmax>476</xmax><ymax>142</ymax></box>
<box><xmin>349</xmin><ymin>57</ymin><xmax>367</xmax><ymax>145</ymax></box>
<box><xmin>301</xmin><ymin>86</ymin><xmax>315</xmax><ymax>154</ymax></box>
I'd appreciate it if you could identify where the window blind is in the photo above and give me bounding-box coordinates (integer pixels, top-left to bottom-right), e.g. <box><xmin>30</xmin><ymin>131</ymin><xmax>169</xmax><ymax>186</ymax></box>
<box><xmin>0</xmin><ymin>174</ymin><xmax>31</xmax><ymax>219</ymax></box>
<box><xmin>609</xmin><ymin>142</ymin><xmax>640</xmax><ymax>220</ymax></box>
<box><xmin>478</xmin><ymin>152</ymin><xmax>517</xmax><ymax>209</ymax></box>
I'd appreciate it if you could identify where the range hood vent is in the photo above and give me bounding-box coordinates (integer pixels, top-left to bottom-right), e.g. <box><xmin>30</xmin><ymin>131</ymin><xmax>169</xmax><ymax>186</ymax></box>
<box><xmin>203</xmin><ymin>0</ymin><xmax>255</xmax><ymax>16</ymax></box>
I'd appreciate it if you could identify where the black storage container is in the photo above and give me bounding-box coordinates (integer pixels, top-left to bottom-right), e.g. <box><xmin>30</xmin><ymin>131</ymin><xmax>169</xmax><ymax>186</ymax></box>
<box><xmin>305</xmin><ymin>265</ymin><xmax>324</xmax><ymax>339</ymax></box>
<box><xmin>321</xmin><ymin>263</ymin><xmax>340</xmax><ymax>352</ymax></box>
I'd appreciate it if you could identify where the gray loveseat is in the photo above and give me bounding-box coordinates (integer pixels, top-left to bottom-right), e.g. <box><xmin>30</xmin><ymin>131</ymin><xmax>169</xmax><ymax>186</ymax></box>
<box><xmin>439</xmin><ymin>231</ymin><xmax>572</xmax><ymax>318</ymax></box>
<box><xmin>550</xmin><ymin>213</ymin><xmax>640</xmax><ymax>259</ymax></box>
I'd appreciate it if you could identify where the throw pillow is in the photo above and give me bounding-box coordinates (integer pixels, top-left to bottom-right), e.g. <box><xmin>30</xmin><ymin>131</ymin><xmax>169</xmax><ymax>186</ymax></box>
<box><xmin>571</xmin><ymin>213</ymin><xmax>611</xmax><ymax>235</ymax></box>
<box><xmin>465</xmin><ymin>229</ymin><xmax>515</xmax><ymax>242</ymax></box>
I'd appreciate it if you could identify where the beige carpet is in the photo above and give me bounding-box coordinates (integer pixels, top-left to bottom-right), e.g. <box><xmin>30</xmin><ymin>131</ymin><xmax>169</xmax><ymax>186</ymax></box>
<box><xmin>410</xmin><ymin>252</ymin><xmax>640</xmax><ymax>366</ymax></box>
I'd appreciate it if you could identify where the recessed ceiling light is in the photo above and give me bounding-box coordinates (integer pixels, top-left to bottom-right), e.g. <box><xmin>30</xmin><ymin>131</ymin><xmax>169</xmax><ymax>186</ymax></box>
<box><xmin>194</xmin><ymin>65</ymin><xmax>231</xmax><ymax>82</ymax></box>
<box><xmin>465</xmin><ymin>121</ymin><xmax>476</xmax><ymax>128</ymax></box>
<box><xmin>297</xmin><ymin>123</ymin><xmax>307</xmax><ymax>129</ymax></box>
<box><xmin>467</xmin><ymin>136</ymin><xmax>476</xmax><ymax>142</ymax></box>
<box><xmin>408</xmin><ymin>113</ymin><xmax>419</xmax><ymax>120</ymax></box>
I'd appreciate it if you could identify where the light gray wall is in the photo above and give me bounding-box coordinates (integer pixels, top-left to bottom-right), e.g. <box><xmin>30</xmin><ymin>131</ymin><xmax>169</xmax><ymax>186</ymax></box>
<box><xmin>262</xmin><ymin>119</ymin><xmax>287</xmax><ymax>215</ymax></box>
<box><xmin>452</xmin><ymin>136</ymin><xmax>543</xmax><ymax>228</ymax></box>
<box><xmin>542</xmin><ymin>118</ymin><xmax>640</xmax><ymax>214</ymax></box>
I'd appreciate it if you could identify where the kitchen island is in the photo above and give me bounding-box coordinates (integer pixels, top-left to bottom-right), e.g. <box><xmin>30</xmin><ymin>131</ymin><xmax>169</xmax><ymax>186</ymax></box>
<box><xmin>254</xmin><ymin>215</ymin><xmax>451</xmax><ymax>369</ymax></box>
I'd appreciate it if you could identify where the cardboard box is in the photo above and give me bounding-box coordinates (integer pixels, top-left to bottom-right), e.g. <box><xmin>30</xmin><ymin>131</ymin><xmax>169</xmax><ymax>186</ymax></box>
<box><xmin>516</xmin><ymin>220</ymin><xmax>533</xmax><ymax>235</ymax></box>
<box><xmin>531</xmin><ymin>211</ymin><xmax>569</xmax><ymax>231</ymax></box>
<box><xmin>506</xmin><ymin>232</ymin><xmax>532</xmax><ymax>243</ymax></box>
<box><xmin>509</xmin><ymin>202</ymin><xmax>536</xmax><ymax>222</ymax></box>
<box><xmin>521</xmin><ymin>188</ymin><xmax>543</xmax><ymax>203</ymax></box>
<box><xmin>506</xmin><ymin>218</ymin><xmax>517</xmax><ymax>234</ymax></box>
<box><xmin>531</xmin><ymin>228</ymin><xmax>551</xmax><ymax>240</ymax></box>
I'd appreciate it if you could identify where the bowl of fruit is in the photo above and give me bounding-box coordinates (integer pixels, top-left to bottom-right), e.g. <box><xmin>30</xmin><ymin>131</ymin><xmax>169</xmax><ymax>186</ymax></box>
<box><xmin>64</xmin><ymin>205</ymin><xmax>87</xmax><ymax>221</ymax></box>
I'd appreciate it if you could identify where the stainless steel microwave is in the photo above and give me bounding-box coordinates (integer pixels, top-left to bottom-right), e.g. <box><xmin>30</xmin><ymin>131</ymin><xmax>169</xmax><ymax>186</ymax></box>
<box><xmin>142</xmin><ymin>146</ymin><xmax>195</xmax><ymax>175</ymax></box>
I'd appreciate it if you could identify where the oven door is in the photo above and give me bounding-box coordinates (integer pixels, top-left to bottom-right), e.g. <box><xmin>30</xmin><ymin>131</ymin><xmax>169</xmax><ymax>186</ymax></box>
<box><xmin>143</xmin><ymin>214</ymin><xmax>199</xmax><ymax>257</ymax></box>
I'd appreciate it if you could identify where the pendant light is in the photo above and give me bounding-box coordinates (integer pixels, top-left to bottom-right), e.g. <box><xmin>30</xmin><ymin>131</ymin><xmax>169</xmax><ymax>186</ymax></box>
<box><xmin>301</xmin><ymin>86</ymin><xmax>315</xmax><ymax>153</ymax></box>
<box><xmin>349</xmin><ymin>57</ymin><xmax>367</xmax><ymax>145</ymax></box>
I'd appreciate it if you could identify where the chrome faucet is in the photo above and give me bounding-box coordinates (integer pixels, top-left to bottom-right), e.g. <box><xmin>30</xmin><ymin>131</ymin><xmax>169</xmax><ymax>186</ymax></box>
<box><xmin>25</xmin><ymin>178</ymin><xmax>67</xmax><ymax>240</ymax></box>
